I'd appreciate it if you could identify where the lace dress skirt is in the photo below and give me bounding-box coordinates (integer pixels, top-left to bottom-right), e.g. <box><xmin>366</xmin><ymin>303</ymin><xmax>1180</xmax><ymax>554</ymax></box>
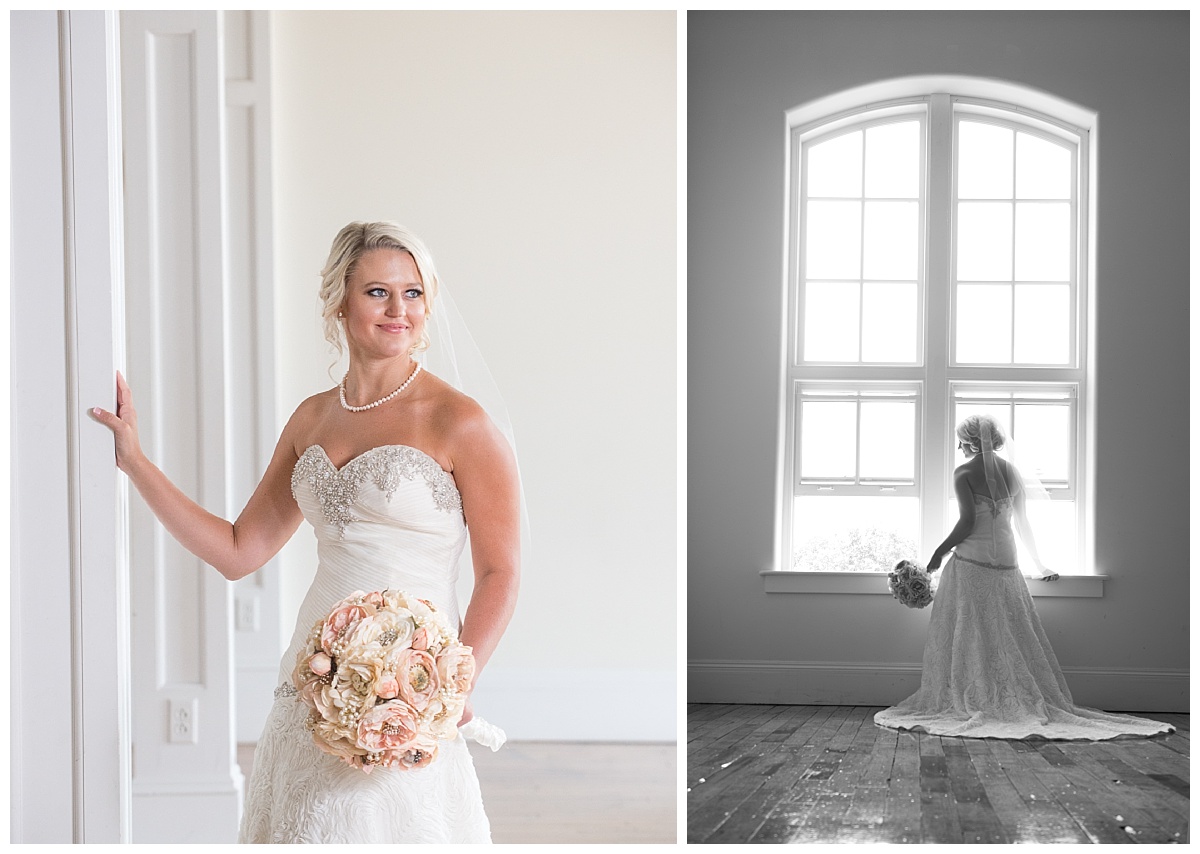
<box><xmin>874</xmin><ymin>555</ymin><xmax>1173</xmax><ymax>740</ymax></box>
<box><xmin>239</xmin><ymin>686</ymin><xmax>491</xmax><ymax>843</ymax></box>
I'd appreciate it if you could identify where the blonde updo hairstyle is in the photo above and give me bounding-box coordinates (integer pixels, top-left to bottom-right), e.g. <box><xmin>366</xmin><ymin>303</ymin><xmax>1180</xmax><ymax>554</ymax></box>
<box><xmin>319</xmin><ymin>221</ymin><xmax>441</xmax><ymax>357</ymax></box>
<box><xmin>955</xmin><ymin>414</ymin><xmax>1006</xmax><ymax>457</ymax></box>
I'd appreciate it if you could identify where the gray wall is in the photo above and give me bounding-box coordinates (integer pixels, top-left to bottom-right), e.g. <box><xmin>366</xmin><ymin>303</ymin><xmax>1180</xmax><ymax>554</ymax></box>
<box><xmin>688</xmin><ymin>11</ymin><xmax>1188</xmax><ymax>709</ymax></box>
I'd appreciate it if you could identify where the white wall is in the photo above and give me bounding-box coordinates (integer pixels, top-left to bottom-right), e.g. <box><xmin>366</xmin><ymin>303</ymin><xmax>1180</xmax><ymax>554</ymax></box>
<box><xmin>270</xmin><ymin>11</ymin><xmax>677</xmax><ymax>739</ymax></box>
<box><xmin>688</xmin><ymin>11</ymin><xmax>1188</xmax><ymax>710</ymax></box>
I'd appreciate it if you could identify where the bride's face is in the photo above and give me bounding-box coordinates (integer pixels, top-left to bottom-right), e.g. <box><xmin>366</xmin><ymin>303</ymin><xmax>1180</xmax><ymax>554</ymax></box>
<box><xmin>341</xmin><ymin>249</ymin><xmax>427</xmax><ymax>361</ymax></box>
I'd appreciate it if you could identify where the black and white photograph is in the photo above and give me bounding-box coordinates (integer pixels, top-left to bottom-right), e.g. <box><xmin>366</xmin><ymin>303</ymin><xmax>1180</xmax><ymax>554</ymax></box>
<box><xmin>687</xmin><ymin>10</ymin><xmax>1188</xmax><ymax>844</ymax></box>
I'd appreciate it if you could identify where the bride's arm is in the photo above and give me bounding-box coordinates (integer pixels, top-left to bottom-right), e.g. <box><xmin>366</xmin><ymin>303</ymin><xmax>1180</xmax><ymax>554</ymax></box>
<box><xmin>928</xmin><ymin>470</ymin><xmax>976</xmax><ymax>570</ymax></box>
<box><xmin>92</xmin><ymin>371</ymin><xmax>305</xmax><ymax>581</ymax></box>
<box><xmin>445</xmin><ymin>398</ymin><xmax>521</xmax><ymax>717</ymax></box>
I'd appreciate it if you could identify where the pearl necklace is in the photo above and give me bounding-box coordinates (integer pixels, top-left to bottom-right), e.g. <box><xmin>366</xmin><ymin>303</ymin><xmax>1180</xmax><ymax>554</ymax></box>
<box><xmin>339</xmin><ymin>363</ymin><xmax>422</xmax><ymax>412</ymax></box>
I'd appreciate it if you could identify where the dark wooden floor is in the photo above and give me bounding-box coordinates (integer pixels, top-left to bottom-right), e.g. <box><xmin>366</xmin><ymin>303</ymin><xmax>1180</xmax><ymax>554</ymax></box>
<box><xmin>688</xmin><ymin>704</ymin><xmax>1188</xmax><ymax>844</ymax></box>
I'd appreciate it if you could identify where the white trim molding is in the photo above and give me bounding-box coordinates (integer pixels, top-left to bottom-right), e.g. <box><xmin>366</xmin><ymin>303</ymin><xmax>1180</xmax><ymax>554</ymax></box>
<box><xmin>688</xmin><ymin>659</ymin><xmax>1188</xmax><ymax>713</ymax></box>
<box><xmin>11</xmin><ymin>10</ymin><xmax>132</xmax><ymax>843</ymax></box>
<box><xmin>762</xmin><ymin>569</ymin><xmax>1105</xmax><ymax>598</ymax></box>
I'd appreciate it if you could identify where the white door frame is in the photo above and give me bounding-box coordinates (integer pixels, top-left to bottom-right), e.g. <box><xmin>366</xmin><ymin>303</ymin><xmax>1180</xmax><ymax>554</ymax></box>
<box><xmin>11</xmin><ymin>10</ymin><xmax>132</xmax><ymax>843</ymax></box>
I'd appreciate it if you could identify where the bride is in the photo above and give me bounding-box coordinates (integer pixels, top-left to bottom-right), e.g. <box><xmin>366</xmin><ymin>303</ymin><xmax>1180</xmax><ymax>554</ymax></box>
<box><xmin>875</xmin><ymin>414</ymin><xmax>1171</xmax><ymax>740</ymax></box>
<box><xmin>93</xmin><ymin>221</ymin><xmax>520</xmax><ymax>842</ymax></box>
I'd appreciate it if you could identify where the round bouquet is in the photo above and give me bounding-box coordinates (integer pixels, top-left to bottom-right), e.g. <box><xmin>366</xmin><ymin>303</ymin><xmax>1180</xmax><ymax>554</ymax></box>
<box><xmin>887</xmin><ymin>560</ymin><xmax>934</xmax><ymax>609</ymax></box>
<box><xmin>292</xmin><ymin>589</ymin><xmax>475</xmax><ymax>773</ymax></box>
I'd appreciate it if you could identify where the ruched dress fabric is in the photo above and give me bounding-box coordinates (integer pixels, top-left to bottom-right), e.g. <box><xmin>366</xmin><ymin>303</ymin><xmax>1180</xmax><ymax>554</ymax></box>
<box><xmin>238</xmin><ymin>444</ymin><xmax>491</xmax><ymax>843</ymax></box>
<box><xmin>875</xmin><ymin>492</ymin><xmax>1173</xmax><ymax>740</ymax></box>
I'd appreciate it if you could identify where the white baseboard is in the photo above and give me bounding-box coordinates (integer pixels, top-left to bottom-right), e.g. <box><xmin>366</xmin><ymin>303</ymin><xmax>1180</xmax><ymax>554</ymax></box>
<box><xmin>469</xmin><ymin>667</ymin><xmax>675</xmax><ymax>742</ymax></box>
<box><xmin>132</xmin><ymin>784</ymin><xmax>243</xmax><ymax>843</ymax></box>
<box><xmin>688</xmin><ymin>660</ymin><xmax>1188</xmax><ymax>713</ymax></box>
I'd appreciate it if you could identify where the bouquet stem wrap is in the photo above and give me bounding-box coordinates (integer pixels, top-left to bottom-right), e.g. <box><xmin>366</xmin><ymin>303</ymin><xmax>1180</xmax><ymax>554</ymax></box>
<box><xmin>887</xmin><ymin>560</ymin><xmax>935</xmax><ymax>609</ymax></box>
<box><xmin>292</xmin><ymin>589</ymin><xmax>478</xmax><ymax>772</ymax></box>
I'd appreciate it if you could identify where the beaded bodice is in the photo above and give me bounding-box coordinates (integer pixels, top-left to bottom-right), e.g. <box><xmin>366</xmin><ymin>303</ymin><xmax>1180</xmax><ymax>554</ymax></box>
<box><xmin>280</xmin><ymin>444</ymin><xmax>468</xmax><ymax>683</ymax></box>
<box><xmin>291</xmin><ymin>444</ymin><xmax>462</xmax><ymax>536</ymax></box>
<box><xmin>952</xmin><ymin>493</ymin><xmax>1019</xmax><ymax>570</ymax></box>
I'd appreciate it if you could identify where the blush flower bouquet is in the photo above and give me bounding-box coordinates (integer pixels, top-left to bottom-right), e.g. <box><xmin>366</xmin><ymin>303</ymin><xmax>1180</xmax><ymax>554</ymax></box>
<box><xmin>292</xmin><ymin>589</ymin><xmax>476</xmax><ymax>773</ymax></box>
<box><xmin>887</xmin><ymin>560</ymin><xmax>935</xmax><ymax>609</ymax></box>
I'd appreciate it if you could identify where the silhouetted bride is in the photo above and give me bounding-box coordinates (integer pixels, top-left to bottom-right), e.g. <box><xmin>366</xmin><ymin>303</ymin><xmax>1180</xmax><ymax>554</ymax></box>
<box><xmin>875</xmin><ymin>415</ymin><xmax>1171</xmax><ymax>740</ymax></box>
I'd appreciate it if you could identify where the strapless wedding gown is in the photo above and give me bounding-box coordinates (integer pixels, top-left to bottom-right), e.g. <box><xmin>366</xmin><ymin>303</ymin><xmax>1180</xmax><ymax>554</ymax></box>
<box><xmin>238</xmin><ymin>444</ymin><xmax>493</xmax><ymax>843</ymax></box>
<box><xmin>875</xmin><ymin>492</ymin><xmax>1173</xmax><ymax>740</ymax></box>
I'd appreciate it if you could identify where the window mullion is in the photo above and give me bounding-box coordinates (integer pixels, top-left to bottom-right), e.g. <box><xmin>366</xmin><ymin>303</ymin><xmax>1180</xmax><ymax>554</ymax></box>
<box><xmin>922</xmin><ymin>94</ymin><xmax>954</xmax><ymax>559</ymax></box>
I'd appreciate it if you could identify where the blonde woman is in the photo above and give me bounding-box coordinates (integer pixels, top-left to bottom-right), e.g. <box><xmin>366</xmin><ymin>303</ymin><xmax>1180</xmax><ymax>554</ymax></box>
<box><xmin>95</xmin><ymin>222</ymin><xmax>520</xmax><ymax>842</ymax></box>
<box><xmin>875</xmin><ymin>414</ymin><xmax>1170</xmax><ymax>740</ymax></box>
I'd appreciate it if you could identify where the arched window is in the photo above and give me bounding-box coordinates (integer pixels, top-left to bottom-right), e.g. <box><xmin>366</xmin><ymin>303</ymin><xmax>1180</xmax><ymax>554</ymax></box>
<box><xmin>777</xmin><ymin>81</ymin><xmax>1092</xmax><ymax>581</ymax></box>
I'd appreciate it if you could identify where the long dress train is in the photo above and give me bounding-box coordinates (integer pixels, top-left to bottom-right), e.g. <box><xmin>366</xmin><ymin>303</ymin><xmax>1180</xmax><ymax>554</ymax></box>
<box><xmin>238</xmin><ymin>444</ymin><xmax>492</xmax><ymax>842</ymax></box>
<box><xmin>874</xmin><ymin>491</ymin><xmax>1173</xmax><ymax>740</ymax></box>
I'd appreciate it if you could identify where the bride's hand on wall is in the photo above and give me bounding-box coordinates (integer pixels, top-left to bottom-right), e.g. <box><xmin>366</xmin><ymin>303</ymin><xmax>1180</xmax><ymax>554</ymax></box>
<box><xmin>90</xmin><ymin>371</ymin><xmax>146</xmax><ymax>474</ymax></box>
<box><xmin>1034</xmin><ymin>565</ymin><xmax>1060</xmax><ymax>582</ymax></box>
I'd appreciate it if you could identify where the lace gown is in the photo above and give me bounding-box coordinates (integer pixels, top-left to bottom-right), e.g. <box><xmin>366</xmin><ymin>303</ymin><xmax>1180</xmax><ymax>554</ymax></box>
<box><xmin>239</xmin><ymin>444</ymin><xmax>492</xmax><ymax>843</ymax></box>
<box><xmin>874</xmin><ymin>491</ymin><xmax>1173</xmax><ymax>740</ymax></box>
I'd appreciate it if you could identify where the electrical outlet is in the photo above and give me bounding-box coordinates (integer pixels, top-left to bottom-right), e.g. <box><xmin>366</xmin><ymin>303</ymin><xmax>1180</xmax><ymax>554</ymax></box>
<box><xmin>236</xmin><ymin>596</ymin><xmax>260</xmax><ymax>632</ymax></box>
<box><xmin>169</xmin><ymin>699</ymin><xmax>198</xmax><ymax>744</ymax></box>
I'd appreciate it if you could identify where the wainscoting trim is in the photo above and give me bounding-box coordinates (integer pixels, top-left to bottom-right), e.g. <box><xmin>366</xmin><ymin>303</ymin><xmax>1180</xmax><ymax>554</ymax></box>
<box><xmin>688</xmin><ymin>659</ymin><xmax>1188</xmax><ymax>713</ymax></box>
<box><xmin>761</xmin><ymin>570</ymin><xmax>1106</xmax><ymax>597</ymax></box>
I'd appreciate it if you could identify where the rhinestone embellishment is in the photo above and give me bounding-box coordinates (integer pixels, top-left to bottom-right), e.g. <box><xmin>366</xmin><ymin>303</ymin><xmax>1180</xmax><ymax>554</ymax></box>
<box><xmin>274</xmin><ymin>682</ymin><xmax>298</xmax><ymax>700</ymax></box>
<box><xmin>292</xmin><ymin>445</ymin><xmax>463</xmax><ymax>536</ymax></box>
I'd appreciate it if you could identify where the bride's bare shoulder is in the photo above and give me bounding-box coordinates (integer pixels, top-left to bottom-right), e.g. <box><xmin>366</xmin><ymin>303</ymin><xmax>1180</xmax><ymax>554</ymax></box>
<box><xmin>419</xmin><ymin>372</ymin><xmax>489</xmax><ymax>435</ymax></box>
<box><xmin>280</xmin><ymin>388</ymin><xmax>338</xmax><ymax>437</ymax></box>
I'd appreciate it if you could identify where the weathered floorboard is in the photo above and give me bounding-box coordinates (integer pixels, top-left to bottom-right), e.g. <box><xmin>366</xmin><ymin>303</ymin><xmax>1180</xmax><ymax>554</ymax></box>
<box><xmin>687</xmin><ymin>705</ymin><xmax>1188</xmax><ymax>844</ymax></box>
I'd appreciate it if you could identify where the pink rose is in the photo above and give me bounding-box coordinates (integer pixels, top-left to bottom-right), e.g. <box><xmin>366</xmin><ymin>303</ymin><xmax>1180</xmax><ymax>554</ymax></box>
<box><xmin>436</xmin><ymin>647</ymin><xmax>475</xmax><ymax>694</ymax></box>
<box><xmin>397</xmin><ymin>649</ymin><xmax>440</xmax><ymax>711</ymax></box>
<box><xmin>356</xmin><ymin>700</ymin><xmax>418</xmax><ymax>753</ymax></box>
<box><xmin>381</xmin><ymin>734</ymin><xmax>439</xmax><ymax>770</ymax></box>
<box><xmin>309</xmin><ymin>652</ymin><xmax>332</xmax><ymax>676</ymax></box>
<box><xmin>374</xmin><ymin>676</ymin><xmax>399</xmax><ymax>700</ymax></box>
<box><xmin>411</xmin><ymin>627</ymin><xmax>431</xmax><ymax>651</ymax></box>
<box><xmin>321</xmin><ymin>602</ymin><xmax>374</xmax><ymax>654</ymax></box>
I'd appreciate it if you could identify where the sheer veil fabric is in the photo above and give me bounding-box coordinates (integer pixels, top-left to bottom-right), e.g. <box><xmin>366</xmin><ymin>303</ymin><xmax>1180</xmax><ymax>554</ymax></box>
<box><xmin>418</xmin><ymin>283</ymin><xmax>532</xmax><ymax>569</ymax></box>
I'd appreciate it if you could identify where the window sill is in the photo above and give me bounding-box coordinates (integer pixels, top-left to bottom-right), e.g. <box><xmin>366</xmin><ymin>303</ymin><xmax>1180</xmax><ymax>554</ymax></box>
<box><xmin>761</xmin><ymin>570</ymin><xmax>1105</xmax><ymax>598</ymax></box>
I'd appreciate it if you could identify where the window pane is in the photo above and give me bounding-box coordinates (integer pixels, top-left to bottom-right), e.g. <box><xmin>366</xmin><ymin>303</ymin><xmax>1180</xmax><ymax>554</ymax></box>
<box><xmin>1013</xmin><ymin>403</ymin><xmax>1070</xmax><ymax>482</ymax></box>
<box><xmin>1015</xmin><ymin>203</ymin><xmax>1070</xmax><ymax>281</ymax></box>
<box><xmin>957</xmin><ymin>202</ymin><xmax>1012</xmax><ymax>281</ymax></box>
<box><xmin>860</xmin><ymin>400</ymin><xmax>915</xmax><ymax>479</ymax></box>
<box><xmin>807</xmin><ymin>130</ymin><xmax>862</xmax><ymax>198</ymax></box>
<box><xmin>1014</xmin><ymin>284</ymin><xmax>1070</xmax><ymax>364</ymax></box>
<box><xmin>956</xmin><ymin>284</ymin><xmax>1012</xmax><ymax>363</ymax></box>
<box><xmin>803</xmin><ymin>282</ymin><xmax>859</xmax><ymax>362</ymax></box>
<box><xmin>865</xmin><ymin>121</ymin><xmax>919</xmax><ymax>198</ymax></box>
<box><xmin>800</xmin><ymin>401</ymin><xmax>857</xmax><ymax>479</ymax></box>
<box><xmin>806</xmin><ymin>200</ymin><xmax>861</xmax><ymax>279</ymax></box>
<box><xmin>958</xmin><ymin>121</ymin><xmax>1012</xmax><ymax>199</ymax></box>
<box><xmin>861</xmin><ymin>282</ymin><xmax>917</xmax><ymax>363</ymax></box>
<box><xmin>793</xmin><ymin>496</ymin><xmax>919</xmax><ymax>572</ymax></box>
<box><xmin>1016</xmin><ymin>132</ymin><xmax>1071</xmax><ymax>200</ymax></box>
<box><xmin>863</xmin><ymin>201</ymin><xmax>918</xmax><ymax>280</ymax></box>
<box><xmin>1023</xmin><ymin>500</ymin><xmax>1077</xmax><ymax>573</ymax></box>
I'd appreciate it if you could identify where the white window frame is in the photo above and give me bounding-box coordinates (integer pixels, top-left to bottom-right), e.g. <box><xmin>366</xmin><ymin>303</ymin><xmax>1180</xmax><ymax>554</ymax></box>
<box><xmin>770</xmin><ymin>84</ymin><xmax>1099</xmax><ymax>597</ymax></box>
